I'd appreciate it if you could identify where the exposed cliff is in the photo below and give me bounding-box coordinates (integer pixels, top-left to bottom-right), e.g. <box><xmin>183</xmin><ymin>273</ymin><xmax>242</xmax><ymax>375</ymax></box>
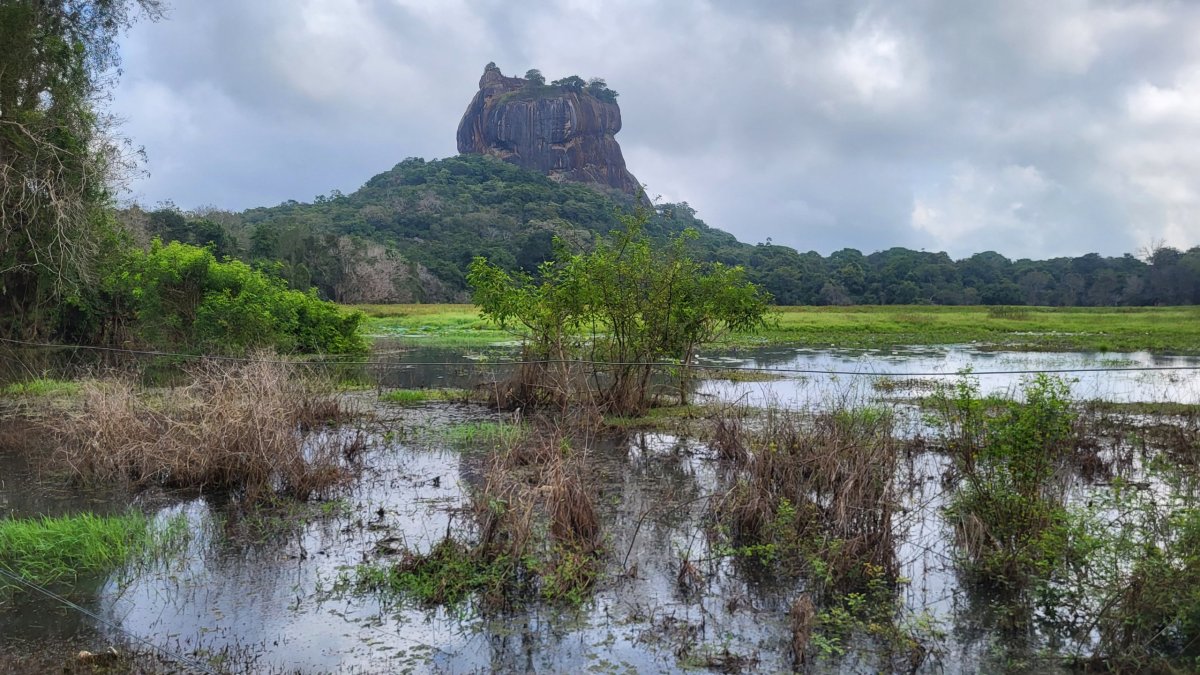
<box><xmin>456</xmin><ymin>64</ymin><xmax>643</xmax><ymax>196</ymax></box>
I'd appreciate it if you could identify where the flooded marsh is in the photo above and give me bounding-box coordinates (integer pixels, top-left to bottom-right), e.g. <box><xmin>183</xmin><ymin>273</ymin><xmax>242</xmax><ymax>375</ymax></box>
<box><xmin>2</xmin><ymin>344</ymin><xmax>1200</xmax><ymax>672</ymax></box>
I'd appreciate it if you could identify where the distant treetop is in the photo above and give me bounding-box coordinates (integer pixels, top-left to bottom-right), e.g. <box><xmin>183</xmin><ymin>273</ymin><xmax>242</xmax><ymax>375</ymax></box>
<box><xmin>508</xmin><ymin>66</ymin><xmax>619</xmax><ymax>101</ymax></box>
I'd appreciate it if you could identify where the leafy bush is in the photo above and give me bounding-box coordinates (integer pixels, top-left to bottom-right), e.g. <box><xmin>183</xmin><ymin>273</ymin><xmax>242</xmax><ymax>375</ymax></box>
<box><xmin>105</xmin><ymin>240</ymin><xmax>366</xmax><ymax>354</ymax></box>
<box><xmin>931</xmin><ymin>374</ymin><xmax>1089</xmax><ymax>586</ymax></box>
<box><xmin>469</xmin><ymin>208</ymin><xmax>770</xmax><ymax>414</ymax></box>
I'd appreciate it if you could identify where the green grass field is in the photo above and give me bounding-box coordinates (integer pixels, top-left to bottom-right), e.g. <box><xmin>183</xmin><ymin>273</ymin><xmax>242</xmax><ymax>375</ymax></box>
<box><xmin>347</xmin><ymin>304</ymin><xmax>1200</xmax><ymax>354</ymax></box>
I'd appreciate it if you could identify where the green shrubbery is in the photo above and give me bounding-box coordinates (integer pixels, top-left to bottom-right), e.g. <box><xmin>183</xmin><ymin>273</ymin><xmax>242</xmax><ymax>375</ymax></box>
<box><xmin>89</xmin><ymin>240</ymin><xmax>366</xmax><ymax>355</ymax></box>
<box><xmin>469</xmin><ymin>208</ymin><xmax>770</xmax><ymax>414</ymax></box>
<box><xmin>931</xmin><ymin>374</ymin><xmax>1089</xmax><ymax>586</ymax></box>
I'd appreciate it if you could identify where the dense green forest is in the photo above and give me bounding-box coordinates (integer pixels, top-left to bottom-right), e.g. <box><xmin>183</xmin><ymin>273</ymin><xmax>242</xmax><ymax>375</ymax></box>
<box><xmin>131</xmin><ymin>154</ymin><xmax>1200</xmax><ymax>307</ymax></box>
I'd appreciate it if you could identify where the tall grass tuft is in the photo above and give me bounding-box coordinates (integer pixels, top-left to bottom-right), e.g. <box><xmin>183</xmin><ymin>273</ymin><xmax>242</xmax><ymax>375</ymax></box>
<box><xmin>0</xmin><ymin>512</ymin><xmax>149</xmax><ymax>588</ymax></box>
<box><xmin>56</xmin><ymin>357</ymin><xmax>351</xmax><ymax>502</ymax></box>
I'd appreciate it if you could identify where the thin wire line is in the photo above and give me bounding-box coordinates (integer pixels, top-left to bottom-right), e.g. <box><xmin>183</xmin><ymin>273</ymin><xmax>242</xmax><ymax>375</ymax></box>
<box><xmin>0</xmin><ymin>564</ymin><xmax>218</xmax><ymax>674</ymax></box>
<box><xmin>3</xmin><ymin>336</ymin><xmax>1200</xmax><ymax>377</ymax></box>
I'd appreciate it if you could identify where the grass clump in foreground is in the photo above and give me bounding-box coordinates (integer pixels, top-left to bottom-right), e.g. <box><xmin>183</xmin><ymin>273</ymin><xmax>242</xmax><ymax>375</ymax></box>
<box><xmin>0</xmin><ymin>512</ymin><xmax>149</xmax><ymax>588</ymax></box>
<box><xmin>379</xmin><ymin>388</ymin><xmax>470</xmax><ymax>405</ymax></box>
<box><xmin>56</xmin><ymin>357</ymin><xmax>353</xmax><ymax>503</ymax></box>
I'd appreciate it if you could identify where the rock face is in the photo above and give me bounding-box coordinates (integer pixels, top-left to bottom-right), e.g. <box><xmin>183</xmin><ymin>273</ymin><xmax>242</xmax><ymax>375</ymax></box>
<box><xmin>456</xmin><ymin>64</ymin><xmax>643</xmax><ymax>196</ymax></box>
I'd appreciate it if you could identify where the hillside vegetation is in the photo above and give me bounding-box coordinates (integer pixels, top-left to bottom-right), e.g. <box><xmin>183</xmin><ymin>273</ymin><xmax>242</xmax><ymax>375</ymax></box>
<box><xmin>128</xmin><ymin>154</ymin><xmax>1200</xmax><ymax>308</ymax></box>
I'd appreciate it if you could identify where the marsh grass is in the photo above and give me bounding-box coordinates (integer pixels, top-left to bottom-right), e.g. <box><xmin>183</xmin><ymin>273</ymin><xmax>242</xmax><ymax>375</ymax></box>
<box><xmin>55</xmin><ymin>358</ymin><xmax>352</xmax><ymax>502</ymax></box>
<box><xmin>711</xmin><ymin>404</ymin><xmax>899</xmax><ymax>593</ymax></box>
<box><xmin>441</xmin><ymin>420</ymin><xmax>528</xmax><ymax>447</ymax></box>
<box><xmin>355</xmin><ymin>303</ymin><xmax>509</xmax><ymax>346</ymax></box>
<box><xmin>705</xmin><ymin>403</ymin><xmax>943</xmax><ymax>668</ymax></box>
<box><xmin>351</xmin><ymin>303</ymin><xmax>1200</xmax><ymax>353</ymax></box>
<box><xmin>0</xmin><ymin>512</ymin><xmax>149</xmax><ymax>588</ymax></box>
<box><xmin>352</xmin><ymin>537</ymin><xmax>521</xmax><ymax>607</ymax></box>
<box><xmin>0</xmin><ymin>377</ymin><xmax>81</xmax><ymax>397</ymax></box>
<box><xmin>987</xmin><ymin>306</ymin><xmax>1032</xmax><ymax>320</ymax></box>
<box><xmin>380</xmin><ymin>388</ymin><xmax>470</xmax><ymax>405</ymax></box>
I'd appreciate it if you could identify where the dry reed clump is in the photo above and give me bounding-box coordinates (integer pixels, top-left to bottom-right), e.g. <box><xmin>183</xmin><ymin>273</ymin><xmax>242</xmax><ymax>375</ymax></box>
<box><xmin>711</xmin><ymin>406</ymin><xmax>899</xmax><ymax>594</ymax></box>
<box><xmin>453</xmin><ymin>429</ymin><xmax>604</xmax><ymax>603</ymax></box>
<box><xmin>545</xmin><ymin>454</ymin><xmax>602</xmax><ymax>554</ymax></box>
<box><xmin>56</xmin><ymin>358</ymin><xmax>351</xmax><ymax>501</ymax></box>
<box><xmin>710</xmin><ymin>406</ymin><xmax>747</xmax><ymax>463</ymax></box>
<box><xmin>485</xmin><ymin>354</ymin><xmax>595</xmax><ymax>413</ymax></box>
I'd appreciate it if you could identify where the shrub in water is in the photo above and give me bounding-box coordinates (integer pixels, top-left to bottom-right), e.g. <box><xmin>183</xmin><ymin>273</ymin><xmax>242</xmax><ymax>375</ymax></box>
<box><xmin>932</xmin><ymin>374</ymin><xmax>1085</xmax><ymax>586</ymax></box>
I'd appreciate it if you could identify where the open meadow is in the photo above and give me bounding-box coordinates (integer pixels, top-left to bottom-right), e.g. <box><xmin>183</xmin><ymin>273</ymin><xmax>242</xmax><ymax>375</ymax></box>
<box><xmin>354</xmin><ymin>303</ymin><xmax>1200</xmax><ymax>353</ymax></box>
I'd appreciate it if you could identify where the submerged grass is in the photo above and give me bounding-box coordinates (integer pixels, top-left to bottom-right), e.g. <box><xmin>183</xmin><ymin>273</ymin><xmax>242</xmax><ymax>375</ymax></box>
<box><xmin>0</xmin><ymin>512</ymin><xmax>149</xmax><ymax>588</ymax></box>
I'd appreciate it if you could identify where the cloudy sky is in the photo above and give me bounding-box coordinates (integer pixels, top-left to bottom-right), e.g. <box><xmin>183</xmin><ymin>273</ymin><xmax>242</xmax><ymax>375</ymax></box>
<box><xmin>112</xmin><ymin>0</ymin><xmax>1200</xmax><ymax>260</ymax></box>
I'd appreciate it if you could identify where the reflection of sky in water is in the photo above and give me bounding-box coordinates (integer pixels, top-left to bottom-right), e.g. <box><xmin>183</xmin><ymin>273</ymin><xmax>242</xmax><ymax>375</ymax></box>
<box><xmin>87</xmin><ymin>420</ymin><xmax>800</xmax><ymax>672</ymax></box>
<box><xmin>697</xmin><ymin>345</ymin><xmax>1200</xmax><ymax>408</ymax></box>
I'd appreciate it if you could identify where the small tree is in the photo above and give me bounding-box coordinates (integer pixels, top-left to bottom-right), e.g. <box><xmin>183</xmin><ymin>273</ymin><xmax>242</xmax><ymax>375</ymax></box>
<box><xmin>0</xmin><ymin>0</ymin><xmax>163</xmax><ymax>339</ymax></box>
<box><xmin>524</xmin><ymin>69</ymin><xmax>546</xmax><ymax>86</ymax></box>
<box><xmin>586</xmin><ymin>77</ymin><xmax>619</xmax><ymax>102</ymax></box>
<box><xmin>552</xmin><ymin>75</ymin><xmax>587</xmax><ymax>91</ymax></box>
<box><xmin>469</xmin><ymin>206</ymin><xmax>771</xmax><ymax>414</ymax></box>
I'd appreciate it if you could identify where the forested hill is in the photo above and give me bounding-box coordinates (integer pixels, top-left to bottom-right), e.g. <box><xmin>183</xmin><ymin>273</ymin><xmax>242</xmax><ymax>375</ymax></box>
<box><xmin>147</xmin><ymin>154</ymin><xmax>746</xmax><ymax>303</ymax></box>
<box><xmin>133</xmin><ymin>154</ymin><xmax>1200</xmax><ymax>306</ymax></box>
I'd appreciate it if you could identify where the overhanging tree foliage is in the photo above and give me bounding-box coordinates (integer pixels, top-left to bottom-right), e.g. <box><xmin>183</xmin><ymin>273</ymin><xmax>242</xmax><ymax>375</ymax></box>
<box><xmin>0</xmin><ymin>0</ymin><xmax>161</xmax><ymax>339</ymax></box>
<box><xmin>469</xmin><ymin>207</ymin><xmax>771</xmax><ymax>415</ymax></box>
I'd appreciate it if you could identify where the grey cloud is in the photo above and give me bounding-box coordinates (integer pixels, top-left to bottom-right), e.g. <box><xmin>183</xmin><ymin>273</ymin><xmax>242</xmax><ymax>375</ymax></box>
<box><xmin>111</xmin><ymin>0</ymin><xmax>1200</xmax><ymax>259</ymax></box>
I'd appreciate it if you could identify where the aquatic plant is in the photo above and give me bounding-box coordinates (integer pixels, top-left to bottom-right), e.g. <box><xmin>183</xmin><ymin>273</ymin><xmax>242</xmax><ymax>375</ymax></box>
<box><xmin>351</xmin><ymin>428</ymin><xmax>602</xmax><ymax>609</ymax></box>
<box><xmin>712</xmin><ymin>404</ymin><xmax>899</xmax><ymax>593</ymax></box>
<box><xmin>930</xmin><ymin>374</ymin><xmax>1090</xmax><ymax>587</ymax></box>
